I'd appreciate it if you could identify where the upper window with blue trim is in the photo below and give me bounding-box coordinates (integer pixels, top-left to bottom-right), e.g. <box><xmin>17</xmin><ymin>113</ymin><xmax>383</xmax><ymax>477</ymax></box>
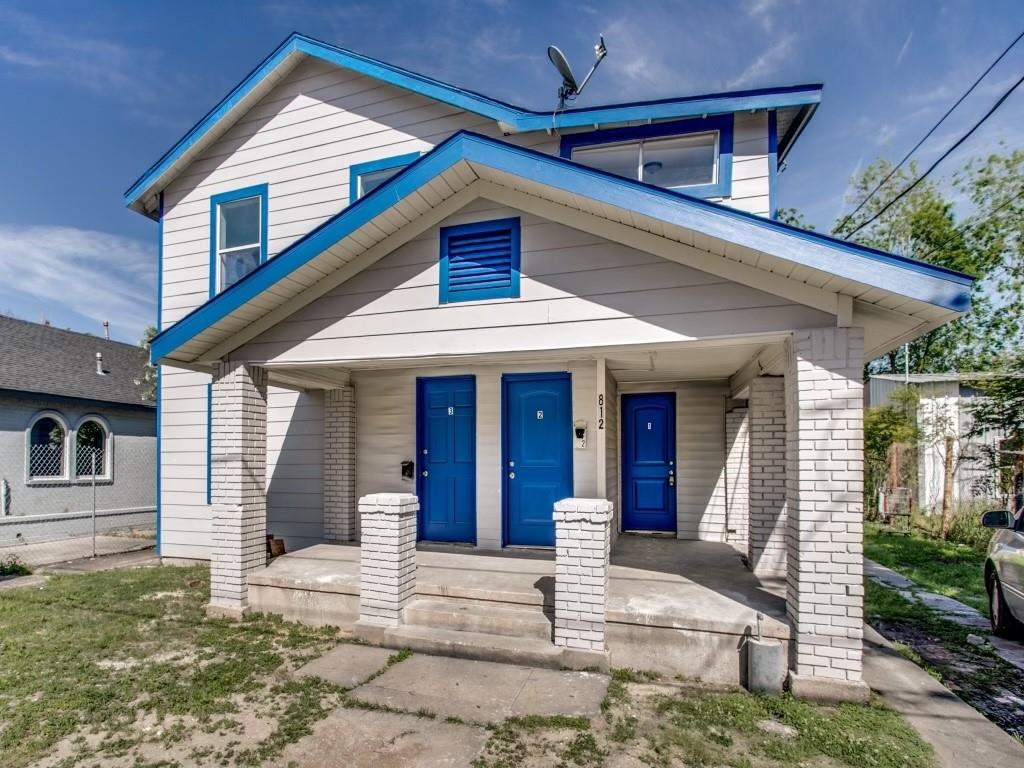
<box><xmin>349</xmin><ymin>152</ymin><xmax>421</xmax><ymax>203</ymax></box>
<box><xmin>440</xmin><ymin>217</ymin><xmax>521</xmax><ymax>304</ymax></box>
<box><xmin>560</xmin><ymin>116</ymin><xmax>733</xmax><ymax>199</ymax></box>
<box><xmin>210</xmin><ymin>184</ymin><xmax>268</xmax><ymax>295</ymax></box>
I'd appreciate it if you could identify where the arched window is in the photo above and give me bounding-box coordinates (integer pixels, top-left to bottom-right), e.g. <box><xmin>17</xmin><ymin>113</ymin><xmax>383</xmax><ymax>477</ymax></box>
<box><xmin>27</xmin><ymin>412</ymin><xmax>69</xmax><ymax>481</ymax></box>
<box><xmin>75</xmin><ymin>416</ymin><xmax>112</xmax><ymax>480</ymax></box>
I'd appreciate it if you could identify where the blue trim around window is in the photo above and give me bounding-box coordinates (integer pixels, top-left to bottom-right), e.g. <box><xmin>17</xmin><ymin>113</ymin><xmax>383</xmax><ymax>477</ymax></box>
<box><xmin>208</xmin><ymin>184</ymin><xmax>269</xmax><ymax>297</ymax></box>
<box><xmin>559</xmin><ymin>115</ymin><xmax>734</xmax><ymax>199</ymax></box>
<box><xmin>768</xmin><ymin>111</ymin><xmax>779</xmax><ymax>219</ymax></box>
<box><xmin>439</xmin><ymin>217</ymin><xmax>521</xmax><ymax>303</ymax></box>
<box><xmin>349</xmin><ymin>152</ymin><xmax>421</xmax><ymax>204</ymax></box>
<box><xmin>150</xmin><ymin>131</ymin><xmax>975</xmax><ymax>363</ymax></box>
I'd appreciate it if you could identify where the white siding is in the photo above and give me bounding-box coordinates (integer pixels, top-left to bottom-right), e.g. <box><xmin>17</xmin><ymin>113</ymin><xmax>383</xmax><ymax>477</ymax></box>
<box><xmin>353</xmin><ymin>360</ymin><xmax>597</xmax><ymax>550</ymax></box>
<box><xmin>237</xmin><ymin>200</ymin><xmax>831</xmax><ymax>364</ymax></box>
<box><xmin>618</xmin><ymin>381</ymin><xmax>728</xmax><ymax>542</ymax></box>
<box><xmin>729</xmin><ymin>112</ymin><xmax>771</xmax><ymax>217</ymax></box>
<box><xmin>267</xmin><ymin>387</ymin><xmax>324</xmax><ymax>550</ymax></box>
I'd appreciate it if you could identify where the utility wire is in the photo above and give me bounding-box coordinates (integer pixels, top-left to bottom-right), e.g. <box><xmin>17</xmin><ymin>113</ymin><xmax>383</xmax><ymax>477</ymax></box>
<box><xmin>835</xmin><ymin>29</ymin><xmax>1024</xmax><ymax>236</ymax></box>
<box><xmin>846</xmin><ymin>70</ymin><xmax>1024</xmax><ymax>238</ymax></box>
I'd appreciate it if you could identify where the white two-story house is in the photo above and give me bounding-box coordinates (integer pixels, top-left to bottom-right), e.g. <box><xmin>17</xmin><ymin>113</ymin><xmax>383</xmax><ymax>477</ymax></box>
<box><xmin>128</xmin><ymin>34</ymin><xmax>972</xmax><ymax>700</ymax></box>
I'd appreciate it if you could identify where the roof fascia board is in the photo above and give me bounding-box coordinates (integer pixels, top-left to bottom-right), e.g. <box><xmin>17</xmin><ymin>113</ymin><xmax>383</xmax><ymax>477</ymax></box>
<box><xmin>150</xmin><ymin>131</ymin><xmax>972</xmax><ymax>364</ymax></box>
<box><xmin>124</xmin><ymin>32</ymin><xmax>822</xmax><ymax>209</ymax></box>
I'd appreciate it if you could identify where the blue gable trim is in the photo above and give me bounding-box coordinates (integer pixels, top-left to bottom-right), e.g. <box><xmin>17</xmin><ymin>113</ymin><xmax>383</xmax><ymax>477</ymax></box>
<box><xmin>124</xmin><ymin>32</ymin><xmax>822</xmax><ymax>211</ymax></box>
<box><xmin>149</xmin><ymin>131</ymin><xmax>972</xmax><ymax>363</ymax></box>
<box><xmin>558</xmin><ymin>115</ymin><xmax>734</xmax><ymax>199</ymax></box>
<box><xmin>349</xmin><ymin>151</ymin><xmax>422</xmax><ymax>204</ymax></box>
<box><xmin>208</xmin><ymin>184</ymin><xmax>269</xmax><ymax>298</ymax></box>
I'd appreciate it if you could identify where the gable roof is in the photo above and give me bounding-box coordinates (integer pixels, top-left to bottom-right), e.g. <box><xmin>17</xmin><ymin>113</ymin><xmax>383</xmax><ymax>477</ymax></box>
<box><xmin>124</xmin><ymin>32</ymin><xmax>822</xmax><ymax>216</ymax></box>
<box><xmin>0</xmin><ymin>316</ymin><xmax>153</xmax><ymax>408</ymax></box>
<box><xmin>149</xmin><ymin>130</ymin><xmax>972</xmax><ymax>366</ymax></box>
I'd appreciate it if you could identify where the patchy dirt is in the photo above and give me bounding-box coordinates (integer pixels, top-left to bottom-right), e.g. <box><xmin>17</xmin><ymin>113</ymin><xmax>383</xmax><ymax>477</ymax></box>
<box><xmin>874</xmin><ymin>619</ymin><xmax>1024</xmax><ymax>740</ymax></box>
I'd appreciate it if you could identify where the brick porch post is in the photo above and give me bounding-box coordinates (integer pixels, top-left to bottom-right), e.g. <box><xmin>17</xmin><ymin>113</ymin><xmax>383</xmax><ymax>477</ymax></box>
<box><xmin>324</xmin><ymin>385</ymin><xmax>356</xmax><ymax>542</ymax></box>
<box><xmin>207</xmin><ymin>360</ymin><xmax>268</xmax><ymax>620</ymax></box>
<box><xmin>748</xmin><ymin>377</ymin><xmax>787</xmax><ymax>577</ymax></box>
<box><xmin>785</xmin><ymin>327</ymin><xmax>868</xmax><ymax>702</ymax></box>
<box><xmin>355</xmin><ymin>493</ymin><xmax>418</xmax><ymax>639</ymax></box>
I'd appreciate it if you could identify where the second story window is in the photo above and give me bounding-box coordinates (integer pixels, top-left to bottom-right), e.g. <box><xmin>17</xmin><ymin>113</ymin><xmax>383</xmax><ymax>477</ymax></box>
<box><xmin>349</xmin><ymin>152</ymin><xmax>421</xmax><ymax>203</ymax></box>
<box><xmin>560</xmin><ymin>116</ymin><xmax>733</xmax><ymax>199</ymax></box>
<box><xmin>210</xmin><ymin>184</ymin><xmax>268</xmax><ymax>295</ymax></box>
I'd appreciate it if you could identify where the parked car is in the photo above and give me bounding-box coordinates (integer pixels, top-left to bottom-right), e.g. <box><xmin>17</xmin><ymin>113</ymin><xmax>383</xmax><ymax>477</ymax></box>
<box><xmin>982</xmin><ymin>509</ymin><xmax>1024</xmax><ymax>636</ymax></box>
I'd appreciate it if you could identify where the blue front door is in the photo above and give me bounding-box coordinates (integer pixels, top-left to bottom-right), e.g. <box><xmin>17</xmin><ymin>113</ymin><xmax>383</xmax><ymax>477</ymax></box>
<box><xmin>622</xmin><ymin>392</ymin><xmax>676</xmax><ymax>532</ymax></box>
<box><xmin>503</xmin><ymin>373</ymin><xmax>572</xmax><ymax>547</ymax></box>
<box><xmin>417</xmin><ymin>376</ymin><xmax>476</xmax><ymax>542</ymax></box>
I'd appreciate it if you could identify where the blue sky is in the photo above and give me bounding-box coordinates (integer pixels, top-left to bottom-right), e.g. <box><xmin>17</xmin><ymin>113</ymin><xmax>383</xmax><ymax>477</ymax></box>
<box><xmin>1</xmin><ymin>0</ymin><xmax>1022</xmax><ymax>343</ymax></box>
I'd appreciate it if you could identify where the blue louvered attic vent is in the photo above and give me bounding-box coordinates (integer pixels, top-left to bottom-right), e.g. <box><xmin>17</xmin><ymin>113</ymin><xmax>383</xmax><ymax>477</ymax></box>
<box><xmin>439</xmin><ymin>217</ymin><xmax>521</xmax><ymax>303</ymax></box>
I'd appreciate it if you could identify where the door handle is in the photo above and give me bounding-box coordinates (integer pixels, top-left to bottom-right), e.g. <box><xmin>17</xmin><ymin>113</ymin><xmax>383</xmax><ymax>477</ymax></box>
<box><xmin>422</xmin><ymin>470</ymin><xmax>429</xmax><ymax>477</ymax></box>
<box><xmin>668</xmin><ymin>474</ymin><xmax>675</xmax><ymax>487</ymax></box>
<box><xmin>509</xmin><ymin>472</ymin><xmax>515</xmax><ymax>479</ymax></box>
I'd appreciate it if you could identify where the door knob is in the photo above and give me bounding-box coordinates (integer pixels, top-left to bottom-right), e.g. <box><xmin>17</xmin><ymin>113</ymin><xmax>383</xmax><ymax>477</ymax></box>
<box><xmin>668</xmin><ymin>475</ymin><xmax>675</xmax><ymax>486</ymax></box>
<box><xmin>421</xmin><ymin>470</ymin><xmax>429</xmax><ymax>477</ymax></box>
<box><xmin>509</xmin><ymin>472</ymin><xmax>515</xmax><ymax>479</ymax></box>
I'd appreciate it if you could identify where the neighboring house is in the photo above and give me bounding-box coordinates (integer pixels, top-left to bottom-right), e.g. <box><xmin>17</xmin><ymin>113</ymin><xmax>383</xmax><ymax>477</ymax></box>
<box><xmin>0</xmin><ymin>316</ymin><xmax>156</xmax><ymax>545</ymax></box>
<box><xmin>868</xmin><ymin>373</ymin><xmax>1007</xmax><ymax>513</ymax></box>
<box><xmin>127</xmin><ymin>34</ymin><xmax>972</xmax><ymax>699</ymax></box>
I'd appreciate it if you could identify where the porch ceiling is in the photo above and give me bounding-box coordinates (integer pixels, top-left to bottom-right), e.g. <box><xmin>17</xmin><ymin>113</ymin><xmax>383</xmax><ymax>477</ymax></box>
<box><xmin>149</xmin><ymin>132</ymin><xmax>972</xmax><ymax>370</ymax></box>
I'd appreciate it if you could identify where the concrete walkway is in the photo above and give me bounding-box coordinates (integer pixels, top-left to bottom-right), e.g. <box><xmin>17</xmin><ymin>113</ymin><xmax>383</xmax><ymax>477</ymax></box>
<box><xmin>865</xmin><ymin>624</ymin><xmax>1024</xmax><ymax>768</ymax></box>
<box><xmin>0</xmin><ymin>535</ymin><xmax>155</xmax><ymax>568</ymax></box>
<box><xmin>865</xmin><ymin>558</ymin><xmax>1024</xmax><ymax>672</ymax></box>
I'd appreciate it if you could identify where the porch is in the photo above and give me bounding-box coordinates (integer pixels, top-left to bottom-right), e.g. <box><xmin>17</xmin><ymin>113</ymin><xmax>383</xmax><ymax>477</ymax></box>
<box><xmin>248</xmin><ymin>534</ymin><xmax>790</xmax><ymax>684</ymax></box>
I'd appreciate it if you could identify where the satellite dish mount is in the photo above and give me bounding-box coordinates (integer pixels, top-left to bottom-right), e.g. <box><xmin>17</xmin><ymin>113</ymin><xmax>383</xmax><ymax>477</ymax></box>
<box><xmin>548</xmin><ymin>35</ymin><xmax>607</xmax><ymax>110</ymax></box>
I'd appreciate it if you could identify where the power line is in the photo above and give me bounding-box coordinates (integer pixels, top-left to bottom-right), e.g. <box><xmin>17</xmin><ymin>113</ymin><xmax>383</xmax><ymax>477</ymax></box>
<box><xmin>912</xmin><ymin>185</ymin><xmax>1024</xmax><ymax>266</ymax></box>
<box><xmin>835</xmin><ymin>29</ymin><xmax>1024</xmax><ymax>236</ymax></box>
<box><xmin>846</xmin><ymin>70</ymin><xmax>1024</xmax><ymax>238</ymax></box>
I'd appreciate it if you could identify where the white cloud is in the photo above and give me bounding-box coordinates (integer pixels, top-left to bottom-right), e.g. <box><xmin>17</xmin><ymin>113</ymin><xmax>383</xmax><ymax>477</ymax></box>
<box><xmin>895</xmin><ymin>30</ymin><xmax>914</xmax><ymax>67</ymax></box>
<box><xmin>746</xmin><ymin>0</ymin><xmax>782</xmax><ymax>31</ymax></box>
<box><xmin>727</xmin><ymin>33</ymin><xmax>797</xmax><ymax>89</ymax></box>
<box><xmin>0</xmin><ymin>225</ymin><xmax>155</xmax><ymax>342</ymax></box>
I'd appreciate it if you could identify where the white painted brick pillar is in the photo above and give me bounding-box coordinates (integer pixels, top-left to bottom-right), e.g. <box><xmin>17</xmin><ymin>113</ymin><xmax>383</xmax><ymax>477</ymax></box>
<box><xmin>725</xmin><ymin>405</ymin><xmax>750</xmax><ymax>551</ymax></box>
<box><xmin>357</xmin><ymin>493</ymin><xmax>418</xmax><ymax>629</ymax></box>
<box><xmin>748</xmin><ymin>377</ymin><xmax>787</xmax><ymax>577</ymax></box>
<box><xmin>323</xmin><ymin>386</ymin><xmax>356</xmax><ymax>543</ymax></box>
<box><xmin>785</xmin><ymin>327</ymin><xmax>869</xmax><ymax>702</ymax></box>
<box><xmin>208</xmin><ymin>360</ymin><xmax>268</xmax><ymax>620</ymax></box>
<box><xmin>553</xmin><ymin>498</ymin><xmax>612</xmax><ymax>665</ymax></box>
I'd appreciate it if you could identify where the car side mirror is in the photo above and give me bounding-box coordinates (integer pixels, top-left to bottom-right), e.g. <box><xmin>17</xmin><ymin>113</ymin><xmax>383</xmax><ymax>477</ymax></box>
<box><xmin>981</xmin><ymin>510</ymin><xmax>1012</xmax><ymax>529</ymax></box>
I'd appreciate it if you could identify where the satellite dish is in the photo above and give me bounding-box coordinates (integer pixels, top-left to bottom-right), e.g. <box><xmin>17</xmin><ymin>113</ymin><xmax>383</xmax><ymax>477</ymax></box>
<box><xmin>547</xmin><ymin>35</ymin><xmax>607</xmax><ymax>109</ymax></box>
<box><xmin>547</xmin><ymin>45</ymin><xmax>578</xmax><ymax>94</ymax></box>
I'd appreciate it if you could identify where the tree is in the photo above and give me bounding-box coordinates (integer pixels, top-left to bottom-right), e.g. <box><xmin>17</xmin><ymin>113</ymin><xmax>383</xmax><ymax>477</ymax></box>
<box><xmin>139</xmin><ymin>325</ymin><xmax>157</xmax><ymax>402</ymax></box>
<box><xmin>864</xmin><ymin>386</ymin><xmax>919</xmax><ymax>517</ymax></box>
<box><xmin>965</xmin><ymin>362</ymin><xmax>1024</xmax><ymax>512</ymax></box>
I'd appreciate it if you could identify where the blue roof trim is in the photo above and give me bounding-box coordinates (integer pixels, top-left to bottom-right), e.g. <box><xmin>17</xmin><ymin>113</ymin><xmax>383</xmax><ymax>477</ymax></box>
<box><xmin>149</xmin><ymin>131</ymin><xmax>971</xmax><ymax>363</ymax></box>
<box><xmin>124</xmin><ymin>32</ymin><xmax>822</xmax><ymax>210</ymax></box>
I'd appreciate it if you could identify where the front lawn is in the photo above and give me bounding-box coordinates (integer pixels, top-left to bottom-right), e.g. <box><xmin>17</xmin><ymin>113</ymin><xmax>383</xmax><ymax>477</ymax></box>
<box><xmin>864</xmin><ymin>522</ymin><xmax>988</xmax><ymax>614</ymax></box>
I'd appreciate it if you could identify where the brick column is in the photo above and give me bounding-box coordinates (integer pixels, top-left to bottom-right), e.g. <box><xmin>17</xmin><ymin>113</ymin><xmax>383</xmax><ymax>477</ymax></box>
<box><xmin>785</xmin><ymin>327</ymin><xmax>868</xmax><ymax>702</ymax></box>
<box><xmin>208</xmin><ymin>360</ymin><xmax>268</xmax><ymax>620</ymax></box>
<box><xmin>725</xmin><ymin>405</ymin><xmax>750</xmax><ymax>551</ymax></box>
<box><xmin>748</xmin><ymin>377</ymin><xmax>787</xmax><ymax>577</ymax></box>
<box><xmin>355</xmin><ymin>493</ymin><xmax>418</xmax><ymax>637</ymax></box>
<box><xmin>324</xmin><ymin>386</ymin><xmax>356</xmax><ymax>543</ymax></box>
<box><xmin>553</xmin><ymin>498</ymin><xmax>612</xmax><ymax>670</ymax></box>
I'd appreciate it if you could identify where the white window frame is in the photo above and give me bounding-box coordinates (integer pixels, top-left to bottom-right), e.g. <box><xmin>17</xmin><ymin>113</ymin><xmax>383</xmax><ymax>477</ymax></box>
<box><xmin>573</xmin><ymin>130</ymin><xmax>720</xmax><ymax>189</ymax></box>
<box><xmin>209</xmin><ymin>184</ymin><xmax>268</xmax><ymax>297</ymax></box>
<box><xmin>73</xmin><ymin>414</ymin><xmax>114</xmax><ymax>483</ymax></box>
<box><xmin>25</xmin><ymin>410</ymin><xmax>71</xmax><ymax>485</ymax></box>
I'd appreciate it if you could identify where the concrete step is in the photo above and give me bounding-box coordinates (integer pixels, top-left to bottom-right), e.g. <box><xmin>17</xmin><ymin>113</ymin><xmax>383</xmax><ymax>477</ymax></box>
<box><xmin>403</xmin><ymin>598</ymin><xmax>553</xmax><ymax>640</ymax></box>
<box><xmin>376</xmin><ymin>624</ymin><xmax>564</xmax><ymax>669</ymax></box>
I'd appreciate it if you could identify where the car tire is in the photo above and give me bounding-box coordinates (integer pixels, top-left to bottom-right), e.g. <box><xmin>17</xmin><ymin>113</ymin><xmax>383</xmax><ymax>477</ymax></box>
<box><xmin>989</xmin><ymin>572</ymin><xmax>1020</xmax><ymax>638</ymax></box>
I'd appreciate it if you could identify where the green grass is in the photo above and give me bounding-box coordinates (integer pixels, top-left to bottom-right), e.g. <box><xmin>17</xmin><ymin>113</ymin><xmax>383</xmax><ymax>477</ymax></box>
<box><xmin>0</xmin><ymin>565</ymin><xmax>341</xmax><ymax>767</ymax></box>
<box><xmin>865</xmin><ymin>522</ymin><xmax>989</xmax><ymax>614</ymax></box>
<box><xmin>648</xmin><ymin>688</ymin><xmax>934</xmax><ymax>768</ymax></box>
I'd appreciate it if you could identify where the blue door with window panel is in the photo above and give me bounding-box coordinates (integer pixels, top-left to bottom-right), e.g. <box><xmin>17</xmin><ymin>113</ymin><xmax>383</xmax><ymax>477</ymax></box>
<box><xmin>503</xmin><ymin>373</ymin><xmax>572</xmax><ymax>547</ymax></box>
<box><xmin>622</xmin><ymin>392</ymin><xmax>676</xmax><ymax>532</ymax></box>
<box><xmin>417</xmin><ymin>376</ymin><xmax>476</xmax><ymax>543</ymax></box>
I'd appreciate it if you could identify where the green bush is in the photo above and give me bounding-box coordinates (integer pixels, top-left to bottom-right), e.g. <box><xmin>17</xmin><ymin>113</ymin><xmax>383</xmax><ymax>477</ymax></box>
<box><xmin>0</xmin><ymin>555</ymin><xmax>31</xmax><ymax>577</ymax></box>
<box><xmin>908</xmin><ymin>503</ymin><xmax>996</xmax><ymax>553</ymax></box>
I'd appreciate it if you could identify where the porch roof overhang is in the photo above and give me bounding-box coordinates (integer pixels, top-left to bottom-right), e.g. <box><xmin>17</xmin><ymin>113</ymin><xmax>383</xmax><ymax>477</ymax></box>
<box><xmin>149</xmin><ymin>131</ymin><xmax>973</xmax><ymax>369</ymax></box>
<box><xmin>123</xmin><ymin>32</ymin><xmax>821</xmax><ymax>217</ymax></box>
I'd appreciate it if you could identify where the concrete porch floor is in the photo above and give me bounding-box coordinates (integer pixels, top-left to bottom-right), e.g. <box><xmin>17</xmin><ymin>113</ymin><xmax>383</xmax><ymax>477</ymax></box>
<box><xmin>249</xmin><ymin>535</ymin><xmax>789</xmax><ymax>682</ymax></box>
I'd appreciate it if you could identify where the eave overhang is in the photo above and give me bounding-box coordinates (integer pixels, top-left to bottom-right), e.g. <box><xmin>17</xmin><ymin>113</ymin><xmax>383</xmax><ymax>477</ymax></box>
<box><xmin>149</xmin><ymin>131</ymin><xmax>972</xmax><ymax>367</ymax></box>
<box><xmin>124</xmin><ymin>32</ymin><xmax>822</xmax><ymax>217</ymax></box>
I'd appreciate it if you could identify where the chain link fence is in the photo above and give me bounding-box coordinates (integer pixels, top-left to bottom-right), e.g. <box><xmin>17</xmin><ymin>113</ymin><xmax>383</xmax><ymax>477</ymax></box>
<box><xmin>1</xmin><ymin>437</ymin><xmax>155</xmax><ymax>571</ymax></box>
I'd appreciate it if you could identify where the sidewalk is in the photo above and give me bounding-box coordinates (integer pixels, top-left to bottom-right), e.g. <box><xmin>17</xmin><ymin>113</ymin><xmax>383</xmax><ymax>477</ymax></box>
<box><xmin>0</xmin><ymin>535</ymin><xmax>155</xmax><ymax>569</ymax></box>
<box><xmin>865</xmin><ymin>558</ymin><xmax>1024</xmax><ymax>672</ymax></box>
<box><xmin>865</xmin><ymin>624</ymin><xmax>1024</xmax><ymax>767</ymax></box>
